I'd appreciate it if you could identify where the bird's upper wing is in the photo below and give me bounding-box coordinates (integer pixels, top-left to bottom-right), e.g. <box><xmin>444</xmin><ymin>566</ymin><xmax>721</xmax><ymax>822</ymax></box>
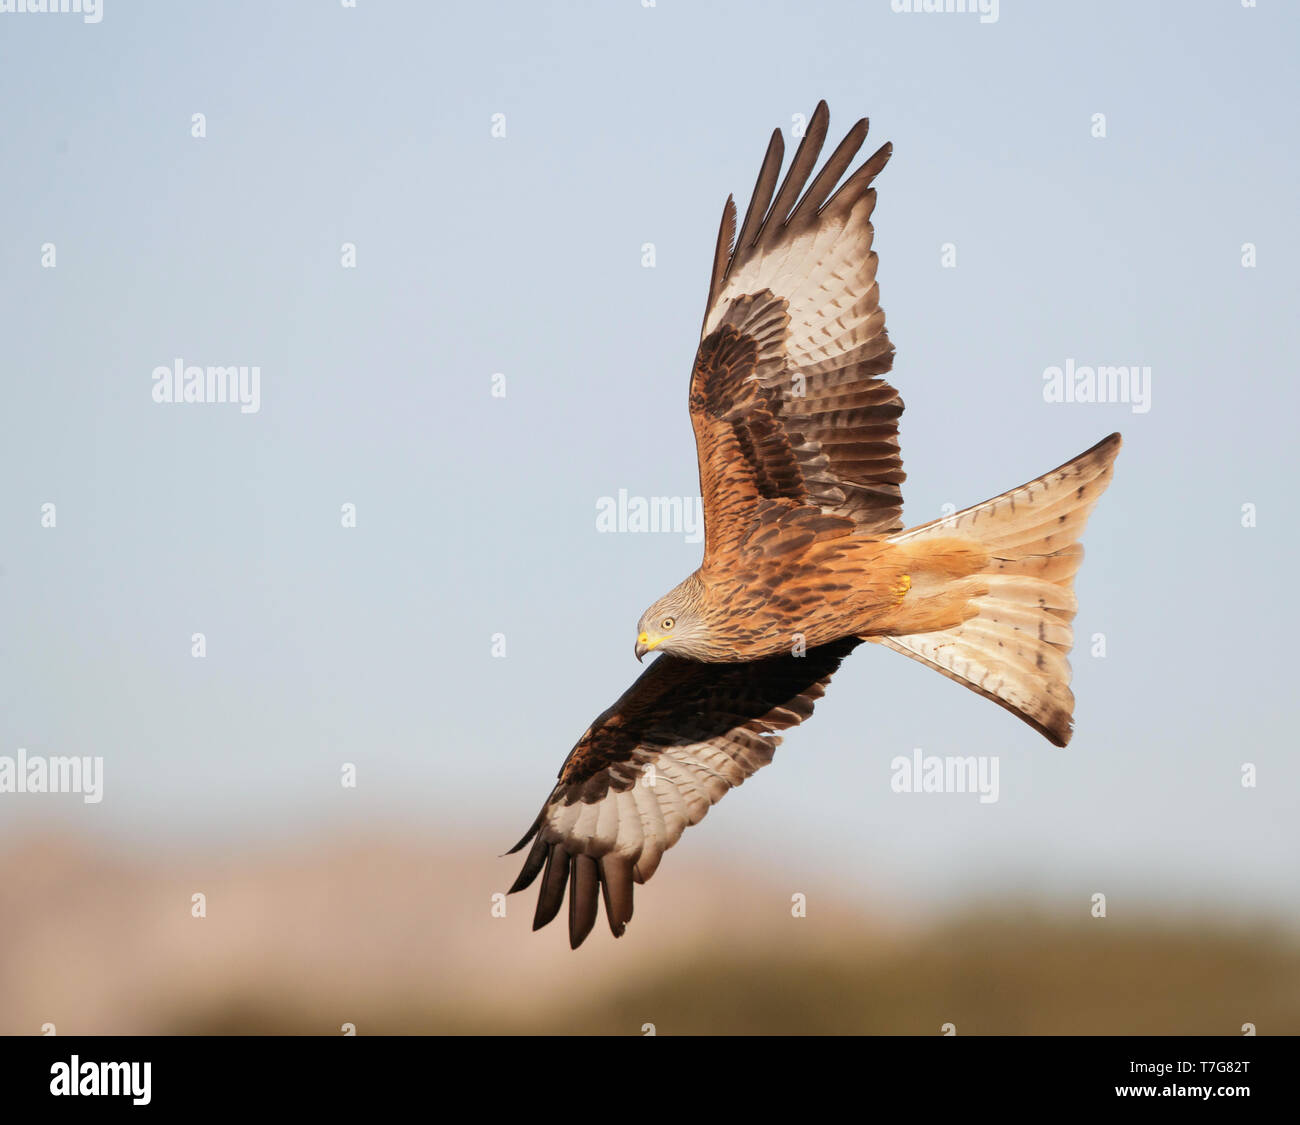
<box><xmin>690</xmin><ymin>101</ymin><xmax>902</xmax><ymax>565</ymax></box>
<box><xmin>506</xmin><ymin>638</ymin><xmax>860</xmax><ymax>948</ymax></box>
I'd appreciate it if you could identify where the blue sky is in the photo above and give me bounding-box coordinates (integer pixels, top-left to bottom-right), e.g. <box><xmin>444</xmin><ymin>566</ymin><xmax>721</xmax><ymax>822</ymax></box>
<box><xmin>1</xmin><ymin>0</ymin><xmax>1297</xmax><ymax>920</ymax></box>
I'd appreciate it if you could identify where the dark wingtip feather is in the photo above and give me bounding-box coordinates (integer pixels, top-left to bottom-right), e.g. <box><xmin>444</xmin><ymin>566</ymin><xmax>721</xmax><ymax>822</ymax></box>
<box><xmin>732</xmin><ymin>127</ymin><xmax>785</xmax><ymax>264</ymax></box>
<box><xmin>504</xmin><ymin>818</ymin><xmax>540</xmax><ymax>856</ymax></box>
<box><xmin>598</xmin><ymin>855</ymin><xmax>634</xmax><ymax>938</ymax></box>
<box><xmin>507</xmin><ymin>832</ymin><xmax>548</xmax><ymax>895</ymax></box>
<box><xmin>791</xmin><ymin>116</ymin><xmax>870</xmax><ymax>225</ymax></box>
<box><xmin>532</xmin><ymin>844</ymin><xmax>570</xmax><ymax>931</ymax></box>
<box><xmin>764</xmin><ymin>101</ymin><xmax>830</xmax><ymax>234</ymax></box>
<box><xmin>822</xmin><ymin>140</ymin><xmax>893</xmax><ymax>218</ymax></box>
<box><xmin>568</xmin><ymin>854</ymin><xmax>599</xmax><ymax>949</ymax></box>
<box><xmin>703</xmin><ymin>195</ymin><xmax>738</xmax><ymax>334</ymax></box>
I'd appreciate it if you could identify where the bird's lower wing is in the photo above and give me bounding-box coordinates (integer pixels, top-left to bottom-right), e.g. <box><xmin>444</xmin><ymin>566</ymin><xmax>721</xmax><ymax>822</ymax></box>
<box><xmin>507</xmin><ymin>638</ymin><xmax>860</xmax><ymax>948</ymax></box>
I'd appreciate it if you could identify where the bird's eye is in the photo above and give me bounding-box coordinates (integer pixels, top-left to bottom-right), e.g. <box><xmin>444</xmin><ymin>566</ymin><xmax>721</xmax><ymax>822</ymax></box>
<box><xmin>661</xmin><ymin>617</ymin><xmax>675</xmax><ymax>631</ymax></box>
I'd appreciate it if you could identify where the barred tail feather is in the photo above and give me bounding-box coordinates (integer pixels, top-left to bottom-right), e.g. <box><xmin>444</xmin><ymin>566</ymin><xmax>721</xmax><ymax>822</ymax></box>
<box><xmin>877</xmin><ymin>433</ymin><xmax>1122</xmax><ymax>746</ymax></box>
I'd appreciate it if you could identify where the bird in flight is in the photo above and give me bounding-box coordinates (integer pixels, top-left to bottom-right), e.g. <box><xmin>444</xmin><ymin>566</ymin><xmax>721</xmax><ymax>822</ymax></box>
<box><xmin>508</xmin><ymin>102</ymin><xmax>1120</xmax><ymax>948</ymax></box>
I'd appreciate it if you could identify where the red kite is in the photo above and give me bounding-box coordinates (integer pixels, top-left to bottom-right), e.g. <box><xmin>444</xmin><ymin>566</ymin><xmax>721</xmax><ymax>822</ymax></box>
<box><xmin>509</xmin><ymin>102</ymin><xmax>1120</xmax><ymax>947</ymax></box>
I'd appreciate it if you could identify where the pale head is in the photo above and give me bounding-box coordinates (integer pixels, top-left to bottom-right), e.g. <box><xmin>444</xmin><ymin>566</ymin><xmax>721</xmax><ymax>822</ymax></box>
<box><xmin>634</xmin><ymin>573</ymin><xmax>709</xmax><ymax>661</ymax></box>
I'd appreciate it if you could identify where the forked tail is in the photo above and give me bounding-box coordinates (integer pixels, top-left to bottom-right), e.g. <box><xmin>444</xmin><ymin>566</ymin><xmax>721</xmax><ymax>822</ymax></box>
<box><xmin>876</xmin><ymin>433</ymin><xmax>1122</xmax><ymax>746</ymax></box>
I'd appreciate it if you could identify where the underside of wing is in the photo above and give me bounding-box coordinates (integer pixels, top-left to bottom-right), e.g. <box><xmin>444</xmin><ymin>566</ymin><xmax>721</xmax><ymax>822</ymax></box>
<box><xmin>691</xmin><ymin>101</ymin><xmax>904</xmax><ymax>561</ymax></box>
<box><xmin>506</xmin><ymin>638</ymin><xmax>860</xmax><ymax>948</ymax></box>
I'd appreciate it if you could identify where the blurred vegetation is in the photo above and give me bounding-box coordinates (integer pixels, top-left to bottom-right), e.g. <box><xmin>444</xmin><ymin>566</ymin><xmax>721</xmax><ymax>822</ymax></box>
<box><xmin>174</xmin><ymin>911</ymin><xmax>1300</xmax><ymax>1035</ymax></box>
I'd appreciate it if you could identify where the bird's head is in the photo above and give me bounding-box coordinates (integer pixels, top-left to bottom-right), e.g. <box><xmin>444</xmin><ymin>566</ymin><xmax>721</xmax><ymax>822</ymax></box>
<box><xmin>635</xmin><ymin>576</ymin><xmax>708</xmax><ymax>661</ymax></box>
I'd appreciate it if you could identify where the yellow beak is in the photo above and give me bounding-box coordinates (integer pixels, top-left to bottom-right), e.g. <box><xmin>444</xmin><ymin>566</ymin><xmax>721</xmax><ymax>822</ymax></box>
<box><xmin>635</xmin><ymin>632</ymin><xmax>664</xmax><ymax>662</ymax></box>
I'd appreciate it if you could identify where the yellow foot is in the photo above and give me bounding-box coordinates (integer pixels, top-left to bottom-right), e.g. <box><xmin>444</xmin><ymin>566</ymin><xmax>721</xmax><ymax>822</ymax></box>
<box><xmin>891</xmin><ymin>574</ymin><xmax>912</xmax><ymax>605</ymax></box>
